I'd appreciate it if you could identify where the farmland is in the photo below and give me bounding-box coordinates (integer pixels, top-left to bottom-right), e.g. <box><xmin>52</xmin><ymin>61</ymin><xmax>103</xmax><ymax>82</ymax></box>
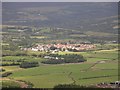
<box><xmin>1</xmin><ymin>2</ymin><xmax>119</xmax><ymax>89</ymax></box>
<box><xmin>1</xmin><ymin>26</ymin><xmax>118</xmax><ymax>88</ymax></box>
<box><xmin>1</xmin><ymin>47</ymin><xmax>118</xmax><ymax>88</ymax></box>
<box><xmin>9</xmin><ymin>65</ymin><xmax>117</xmax><ymax>88</ymax></box>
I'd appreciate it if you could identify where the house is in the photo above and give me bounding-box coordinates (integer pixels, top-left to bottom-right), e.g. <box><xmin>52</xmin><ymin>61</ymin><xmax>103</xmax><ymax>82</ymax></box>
<box><xmin>31</xmin><ymin>48</ymin><xmax>38</xmax><ymax>51</ymax></box>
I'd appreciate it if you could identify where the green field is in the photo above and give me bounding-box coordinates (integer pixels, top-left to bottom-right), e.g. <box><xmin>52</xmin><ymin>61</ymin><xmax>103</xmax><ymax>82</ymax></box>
<box><xmin>8</xmin><ymin>62</ymin><xmax>118</xmax><ymax>88</ymax></box>
<box><xmin>2</xmin><ymin>2</ymin><xmax>119</xmax><ymax>88</ymax></box>
<box><xmin>4</xmin><ymin>48</ymin><xmax>118</xmax><ymax>88</ymax></box>
<box><xmin>2</xmin><ymin>80</ymin><xmax>21</xmax><ymax>88</ymax></box>
<box><xmin>2</xmin><ymin>56</ymin><xmax>45</xmax><ymax>62</ymax></box>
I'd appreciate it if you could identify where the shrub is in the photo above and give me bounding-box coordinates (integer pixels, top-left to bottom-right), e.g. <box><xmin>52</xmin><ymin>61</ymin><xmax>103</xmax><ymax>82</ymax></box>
<box><xmin>20</xmin><ymin>61</ymin><xmax>39</xmax><ymax>68</ymax></box>
<box><xmin>42</xmin><ymin>59</ymin><xmax>64</xmax><ymax>64</ymax></box>
<box><xmin>2</xmin><ymin>62</ymin><xmax>20</xmax><ymax>66</ymax></box>
<box><xmin>53</xmin><ymin>84</ymin><xmax>108</xmax><ymax>90</ymax></box>
<box><xmin>2</xmin><ymin>72</ymin><xmax>12</xmax><ymax>77</ymax></box>
<box><xmin>41</xmin><ymin>54</ymin><xmax>86</xmax><ymax>64</ymax></box>
<box><xmin>0</xmin><ymin>68</ymin><xmax>5</xmax><ymax>72</ymax></box>
<box><xmin>54</xmin><ymin>84</ymin><xmax>86</xmax><ymax>89</ymax></box>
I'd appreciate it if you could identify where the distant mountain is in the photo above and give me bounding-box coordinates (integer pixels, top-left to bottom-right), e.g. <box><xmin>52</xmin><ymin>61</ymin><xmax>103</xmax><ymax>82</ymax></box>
<box><xmin>2</xmin><ymin>2</ymin><xmax>118</xmax><ymax>34</ymax></box>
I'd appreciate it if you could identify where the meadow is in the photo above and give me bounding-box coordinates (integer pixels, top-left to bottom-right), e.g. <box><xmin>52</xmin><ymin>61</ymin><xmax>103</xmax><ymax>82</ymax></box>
<box><xmin>2</xmin><ymin>2</ymin><xmax>118</xmax><ymax>88</ymax></box>
<box><xmin>9</xmin><ymin>64</ymin><xmax>118</xmax><ymax>88</ymax></box>
<box><xmin>3</xmin><ymin>47</ymin><xmax>118</xmax><ymax>88</ymax></box>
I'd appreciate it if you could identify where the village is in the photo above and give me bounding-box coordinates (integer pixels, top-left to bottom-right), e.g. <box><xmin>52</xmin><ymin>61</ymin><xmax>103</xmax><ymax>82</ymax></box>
<box><xmin>22</xmin><ymin>43</ymin><xmax>96</xmax><ymax>53</ymax></box>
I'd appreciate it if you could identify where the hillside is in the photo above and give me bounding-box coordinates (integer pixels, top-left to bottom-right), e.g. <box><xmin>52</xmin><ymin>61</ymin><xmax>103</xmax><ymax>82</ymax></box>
<box><xmin>1</xmin><ymin>2</ymin><xmax>119</xmax><ymax>88</ymax></box>
<box><xmin>2</xmin><ymin>2</ymin><xmax>118</xmax><ymax>44</ymax></box>
<box><xmin>3</xmin><ymin>2</ymin><xmax>118</xmax><ymax>32</ymax></box>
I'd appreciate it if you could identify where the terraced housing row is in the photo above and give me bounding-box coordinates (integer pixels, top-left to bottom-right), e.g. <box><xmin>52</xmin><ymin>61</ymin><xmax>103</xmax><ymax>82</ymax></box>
<box><xmin>22</xmin><ymin>43</ymin><xmax>96</xmax><ymax>53</ymax></box>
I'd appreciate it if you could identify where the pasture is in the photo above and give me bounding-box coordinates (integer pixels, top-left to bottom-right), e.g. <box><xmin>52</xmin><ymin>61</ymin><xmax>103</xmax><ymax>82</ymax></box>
<box><xmin>9</xmin><ymin>61</ymin><xmax>118</xmax><ymax>88</ymax></box>
<box><xmin>6</xmin><ymin>48</ymin><xmax>118</xmax><ymax>88</ymax></box>
<box><xmin>2</xmin><ymin>56</ymin><xmax>45</xmax><ymax>62</ymax></box>
<box><xmin>2</xmin><ymin>80</ymin><xmax>21</xmax><ymax>88</ymax></box>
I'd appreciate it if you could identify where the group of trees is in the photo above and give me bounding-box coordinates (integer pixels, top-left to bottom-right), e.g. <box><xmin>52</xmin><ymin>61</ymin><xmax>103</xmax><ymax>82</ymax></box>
<box><xmin>20</xmin><ymin>61</ymin><xmax>39</xmax><ymax>68</ymax></box>
<box><xmin>41</xmin><ymin>54</ymin><xmax>87</xmax><ymax>64</ymax></box>
<box><xmin>54</xmin><ymin>84</ymin><xmax>86</xmax><ymax>89</ymax></box>
<box><xmin>53</xmin><ymin>84</ymin><xmax>101</xmax><ymax>89</ymax></box>
<box><xmin>42</xmin><ymin>59</ymin><xmax>64</xmax><ymax>64</ymax></box>
<box><xmin>2</xmin><ymin>62</ymin><xmax>20</xmax><ymax>66</ymax></box>
<box><xmin>53</xmin><ymin>84</ymin><xmax>114</xmax><ymax>90</ymax></box>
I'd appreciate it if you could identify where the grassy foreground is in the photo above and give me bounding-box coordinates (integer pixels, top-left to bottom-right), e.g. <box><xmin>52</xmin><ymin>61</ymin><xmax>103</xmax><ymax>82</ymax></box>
<box><xmin>4</xmin><ymin>49</ymin><xmax>118</xmax><ymax>88</ymax></box>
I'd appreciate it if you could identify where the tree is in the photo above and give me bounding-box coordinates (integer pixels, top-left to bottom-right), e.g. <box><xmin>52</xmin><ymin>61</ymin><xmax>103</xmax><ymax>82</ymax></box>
<box><xmin>50</xmin><ymin>46</ymin><xmax>57</xmax><ymax>50</ymax></box>
<box><xmin>54</xmin><ymin>84</ymin><xmax>87</xmax><ymax>89</ymax></box>
<box><xmin>41</xmin><ymin>54</ymin><xmax>87</xmax><ymax>64</ymax></box>
<box><xmin>20</xmin><ymin>61</ymin><xmax>39</xmax><ymax>68</ymax></box>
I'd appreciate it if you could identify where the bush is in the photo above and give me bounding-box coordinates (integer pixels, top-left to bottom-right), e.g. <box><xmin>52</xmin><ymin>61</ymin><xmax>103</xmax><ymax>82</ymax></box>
<box><xmin>53</xmin><ymin>84</ymin><xmax>113</xmax><ymax>90</ymax></box>
<box><xmin>54</xmin><ymin>84</ymin><xmax>86</xmax><ymax>89</ymax></box>
<box><xmin>2</xmin><ymin>72</ymin><xmax>12</xmax><ymax>77</ymax></box>
<box><xmin>2</xmin><ymin>62</ymin><xmax>20</xmax><ymax>66</ymax></box>
<box><xmin>41</xmin><ymin>54</ymin><xmax>86</xmax><ymax>64</ymax></box>
<box><xmin>0</xmin><ymin>68</ymin><xmax>5</xmax><ymax>72</ymax></box>
<box><xmin>20</xmin><ymin>61</ymin><xmax>39</xmax><ymax>68</ymax></box>
<box><xmin>42</xmin><ymin>59</ymin><xmax>64</xmax><ymax>64</ymax></box>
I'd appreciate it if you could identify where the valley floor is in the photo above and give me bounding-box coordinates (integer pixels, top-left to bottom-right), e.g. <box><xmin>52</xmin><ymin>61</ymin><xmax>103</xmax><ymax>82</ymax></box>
<box><xmin>1</xmin><ymin>48</ymin><xmax>118</xmax><ymax>88</ymax></box>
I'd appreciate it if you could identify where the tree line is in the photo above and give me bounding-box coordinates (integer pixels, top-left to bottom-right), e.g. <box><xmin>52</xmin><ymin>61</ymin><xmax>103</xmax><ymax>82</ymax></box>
<box><xmin>41</xmin><ymin>54</ymin><xmax>87</xmax><ymax>64</ymax></box>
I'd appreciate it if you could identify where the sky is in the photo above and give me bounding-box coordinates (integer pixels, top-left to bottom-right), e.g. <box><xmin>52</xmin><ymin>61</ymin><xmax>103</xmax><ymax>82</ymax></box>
<box><xmin>1</xmin><ymin>0</ymin><xmax>120</xmax><ymax>2</ymax></box>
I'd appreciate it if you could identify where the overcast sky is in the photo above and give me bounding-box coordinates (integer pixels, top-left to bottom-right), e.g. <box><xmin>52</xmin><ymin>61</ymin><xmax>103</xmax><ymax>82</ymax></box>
<box><xmin>2</xmin><ymin>0</ymin><xmax>119</xmax><ymax>2</ymax></box>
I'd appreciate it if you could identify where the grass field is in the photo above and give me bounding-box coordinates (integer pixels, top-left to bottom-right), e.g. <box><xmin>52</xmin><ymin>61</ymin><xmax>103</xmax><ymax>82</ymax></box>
<box><xmin>9</xmin><ymin>62</ymin><xmax>118</xmax><ymax>88</ymax></box>
<box><xmin>2</xmin><ymin>66</ymin><xmax>22</xmax><ymax>72</ymax></box>
<box><xmin>2</xmin><ymin>80</ymin><xmax>21</xmax><ymax>88</ymax></box>
<box><xmin>6</xmin><ymin>48</ymin><xmax>118</xmax><ymax>88</ymax></box>
<box><xmin>1</xmin><ymin>44</ymin><xmax>118</xmax><ymax>88</ymax></box>
<box><xmin>2</xmin><ymin>56</ymin><xmax>45</xmax><ymax>62</ymax></box>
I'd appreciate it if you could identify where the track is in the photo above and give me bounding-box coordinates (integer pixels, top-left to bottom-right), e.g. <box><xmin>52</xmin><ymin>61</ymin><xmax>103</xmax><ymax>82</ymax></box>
<box><xmin>68</xmin><ymin>72</ymin><xmax>76</xmax><ymax>85</ymax></box>
<box><xmin>82</xmin><ymin>58</ymin><xmax>117</xmax><ymax>72</ymax></box>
